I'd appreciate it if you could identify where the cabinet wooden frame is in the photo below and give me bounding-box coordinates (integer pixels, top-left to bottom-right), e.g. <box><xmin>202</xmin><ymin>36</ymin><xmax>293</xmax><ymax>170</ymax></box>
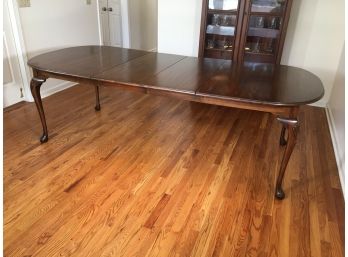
<box><xmin>199</xmin><ymin>0</ymin><xmax>294</xmax><ymax>64</ymax></box>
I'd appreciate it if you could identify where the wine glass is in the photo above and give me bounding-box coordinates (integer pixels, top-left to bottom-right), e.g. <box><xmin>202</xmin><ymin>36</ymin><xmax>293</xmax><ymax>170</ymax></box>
<box><xmin>221</xmin><ymin>15</ymin><xmax>233</xmax><ymax>26</ymax></box>
<box><xmin>269</xmin><ymin>17</ymin><xmax>278</xmax><ymax>29</ymax></box>
<box><xmin>255</xmin><ymin>17</ymin><xmax>264</xmax><ymax>28</ymax></box>
<box><xmin>253</xmin><ymin>38</ymin><xmax>261</xmax><ymax>53</ymax></box>
<box><xmin>212</xmin><ymin>14</ymin><xmax>220</xmax><ymax>26</ymax></box>
<box><xmin>207</xmin><ymin>39</ymin><xmax>215</xmax><ymax>49</ymax></box>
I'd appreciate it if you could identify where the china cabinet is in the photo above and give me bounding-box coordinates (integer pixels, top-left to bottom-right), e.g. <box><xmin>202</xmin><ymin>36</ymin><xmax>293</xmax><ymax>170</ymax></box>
<box><xmin>199</xmin><ymin>0</ymin><xmax>293</xmax><ymax>64</ymax></box>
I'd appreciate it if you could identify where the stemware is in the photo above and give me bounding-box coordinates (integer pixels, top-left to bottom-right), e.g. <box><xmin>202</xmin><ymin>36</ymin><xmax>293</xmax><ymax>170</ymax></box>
<box><xmin>212</xmin><ymin>14</ymin><xmax>220</xmax><ymax>26</ymax></box>
<box><xmin>207</xmin><ymin>39</ymin><xmax>215</xmax><ymax>49</ymax></box>
<box><xmin>255</xmin><ymin>17</ymin><xmax>264</xmax><ymax>28</ymax></box>
<box><xmin>269</xmin><ymin>17</ymin><xmax>278</xmax><ymax>29</ymax></box>
<box><xmin>253</xmin><ymin>37</ymin><xmax>261</xmax><ymax>53</ymax></box>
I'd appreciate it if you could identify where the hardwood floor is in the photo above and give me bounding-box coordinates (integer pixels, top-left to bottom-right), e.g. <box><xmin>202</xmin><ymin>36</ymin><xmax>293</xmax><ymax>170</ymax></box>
<box><xmin>4</xmin><ymin>85</ymin><xmax>344</xmax><ymax>257</ymax></box>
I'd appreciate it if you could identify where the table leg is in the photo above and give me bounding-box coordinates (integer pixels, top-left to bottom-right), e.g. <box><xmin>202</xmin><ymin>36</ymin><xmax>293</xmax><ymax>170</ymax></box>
<box><xmin>279</xmin><ymin>125</ymin><xmax>287</xmax><ymax>146</ymax></box>
<box><xmin>30</xmin><ymin>77</ymin><xmax>48</xmax><ymax>143</ymax></box>
<box><xmin>275</xmin><ymin>116</ymin><xmax>298</xmax><ymax>200</ymax></box>
<box><xmin>95</xmin><ymin>85</ymin><xmax>101</xmax><ymax>111</ymax></box>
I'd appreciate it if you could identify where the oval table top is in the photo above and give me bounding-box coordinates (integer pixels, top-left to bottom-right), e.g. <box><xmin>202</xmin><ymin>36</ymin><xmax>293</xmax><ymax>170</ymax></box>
<box><xmin>28</xmin><ymin>46</ymin><xmax>324</xmax><ymax>107</ymax></box>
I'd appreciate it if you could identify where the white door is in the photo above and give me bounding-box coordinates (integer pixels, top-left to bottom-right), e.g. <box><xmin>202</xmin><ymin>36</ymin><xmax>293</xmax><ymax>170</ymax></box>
<box><xmin>108</xmin><ymin>0</ymin><xmax>122</xmax><ymax>46</ymax></box>
<box><xmin>3</xmin><ymin>0</ymin><xmax>24</xmax><ymax>107</ymax></box>
<box><xmin>99</xmin><ymin>0</ymin><xmax>110</xmax><ymax>45</ymax></box>
<box><xmin>99</xmin><ymin>0</ymin><xmax>122</xmax><ymax>47</ymax></box>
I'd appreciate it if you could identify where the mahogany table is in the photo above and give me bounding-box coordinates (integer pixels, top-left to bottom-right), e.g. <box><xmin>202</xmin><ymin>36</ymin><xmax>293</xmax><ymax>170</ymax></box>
<box><xmin>28</xmin><ymin>46</ymin><xmax>324</xmax><ymax>200</ymax></box>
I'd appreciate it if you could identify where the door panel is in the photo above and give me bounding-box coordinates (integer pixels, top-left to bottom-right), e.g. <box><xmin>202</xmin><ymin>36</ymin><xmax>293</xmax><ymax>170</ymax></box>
<box><xmin>108</xmin><ymin>13</ymin><xmax>122</xmax><ymax>46</ymax></box>
<box><xmin>238</xmin><ymin>0</ymin><xmax>289</xmax><ymax>63</ymax></box>
<box><xmin>250</xmin><ymin>0</ymin><xmax>286</xmax><ymax>14</ymax></box>
<box><xmin>3</xmin><ymin>41</ymin><xmax>13</xmax><ymax>84</ymax></box>
<box><xmin>3</xmin><ymin>0</ymin><xmax>24</xmax><ymax>107</ymax></box>
<box><xmin>108</xmin><ymin>0</ymin><xmax>121</xmax><ymax>15</ymax></box>
<box><xmin>100</xmin><ymin>12</ymin><xmax>110</xmax><ymax>45</ymax></box>
<box><xmin>108</xmin><ymin>0</ymin><xmax>122</xmax><ymax>46</ymax></box>
<box><xmin>99</xmin><ymin>0</ymin><xmax>110</xmax><ymax>45</ymax></box>
<box><xmin>208</xmin><ymin>0</ymin><xmax>239</xmax><ymax>11</ymax></box>
<box><xmin>199</xmin><ymin>0</ymin><xmax>246</xmax><ymax>61</ymax></box>
<box><xmin>244</xmin><ymin>15</ymin><xmax>282</xmax><ymax>63</ymax></box>
<box><xmin>98</xmin><ymin>0</ymin><xmax>122</xmax><ymax>47</ymax></box>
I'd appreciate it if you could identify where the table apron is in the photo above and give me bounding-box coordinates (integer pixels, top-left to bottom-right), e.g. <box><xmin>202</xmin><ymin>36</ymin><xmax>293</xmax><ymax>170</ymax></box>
<box><xmin>35</xmin><ymin>69</ymin><xmax>295</xmax><ymax>116</ymax></box>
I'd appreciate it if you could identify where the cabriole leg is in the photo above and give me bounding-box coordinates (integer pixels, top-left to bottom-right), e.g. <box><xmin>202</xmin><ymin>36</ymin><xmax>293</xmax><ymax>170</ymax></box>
<box><xmin>279</xmin><ymin>125</ymin><xmax>287</xmax><ymax>146</ymax></box>
<box><xmin>275</xmin><ymin>116</ymin><xmax>299</xmax><ymax>200</ymax></box>
<box><xmin>95</xmin><ymin>85</ymin><xmax>101</xmax><ymax>111</ymax></box>
<box><xmin>30</xmin><ymin>77</ymin><xmax>48</xmax><ymax>143</ymax></box>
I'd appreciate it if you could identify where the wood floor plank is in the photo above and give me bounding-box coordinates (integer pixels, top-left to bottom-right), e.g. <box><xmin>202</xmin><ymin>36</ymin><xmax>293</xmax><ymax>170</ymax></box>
<box><xmin>4</xmin><ymin>84</ymin><xmax>344</xmax><ymax>257</ymax></box>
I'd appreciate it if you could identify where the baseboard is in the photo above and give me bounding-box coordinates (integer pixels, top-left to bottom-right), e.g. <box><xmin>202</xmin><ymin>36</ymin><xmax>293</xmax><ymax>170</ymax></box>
<box><xmin>41</xmin><ymin>81</ymin><xmax>77</xmax><ymax>99</ymax></box>
<box><xmin>325</xmin><ymin>106</ymin><xmax>345</xmax><ymax>197</ymax></box>
<box><xmin>148</xmin><ymin>48</ymin><xmax>157</xmax><ymax>52</ymax></box>
<box><xmin>309</xmin><ymin>100</ymin><xmax>327</xmax><ymax>108</ymax></box>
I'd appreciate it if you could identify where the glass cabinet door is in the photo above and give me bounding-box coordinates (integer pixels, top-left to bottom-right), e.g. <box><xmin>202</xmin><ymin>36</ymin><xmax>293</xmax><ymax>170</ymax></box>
<box><xmin>209</xmin><ymin>0</ymin><xmax>239</xmax><ymax>11</ymax></box>
<box><xmin>203</xmin><ymin>0</ymin><xmax>240</xmax><ymax>59</ymax></box>
<box><xmin>243</xmin><ymin>0</ymin><xmax>286</xmax><ymax>63</ymax></box>
<box><xmin>251</xmin><ymin>0</ymin><xmax>286</xmax><ymax>14</ymax></box>
<box><xmin>199</xmin><ymin>0</ymin><xmax>292</xmax><ymax>64</ymax></box>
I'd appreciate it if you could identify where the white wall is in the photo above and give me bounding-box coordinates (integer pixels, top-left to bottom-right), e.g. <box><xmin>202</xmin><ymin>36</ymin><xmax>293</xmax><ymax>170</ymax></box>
<box><xmin>281</xmin><ymin>0</ymin><xmax>345</xmax><ymax>106</ymax></box>
<box><xmin>158</xmin><ymin>0</ymin><xmax>202</xmax><ymax>56</ymax></box>
<box><xmin>157</xmin><ymin>0</ymin><xmax>344</xmax><ymax>104</ymax></box>
<box><xmin>128</xmin><ymin>0</ymin><xmax>158</xmax><ymax>51</ymax></box>
<box><xmin>327</xmin><ymin>46</ymin><xmax>345</xmax><ymax>192</ymax></box>
<box><xmin>18</xmin><ymin>0</ymin><xmax>100</xmax><ymax>97</ymax></box>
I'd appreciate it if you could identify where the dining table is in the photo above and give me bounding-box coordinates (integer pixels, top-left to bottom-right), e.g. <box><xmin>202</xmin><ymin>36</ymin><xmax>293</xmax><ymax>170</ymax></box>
<box><xmin>27</xmin><ymin>46</ymin><xmax>324</xmax><ymax>200</ymax></box>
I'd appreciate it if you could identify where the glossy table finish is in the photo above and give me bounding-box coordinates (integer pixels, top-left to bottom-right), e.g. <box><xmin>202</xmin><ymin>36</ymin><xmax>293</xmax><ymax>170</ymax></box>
<box><xmin>28</xmin><ymin>46</ymin><xmax>324</xmax><ymax>199</ymax></box>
